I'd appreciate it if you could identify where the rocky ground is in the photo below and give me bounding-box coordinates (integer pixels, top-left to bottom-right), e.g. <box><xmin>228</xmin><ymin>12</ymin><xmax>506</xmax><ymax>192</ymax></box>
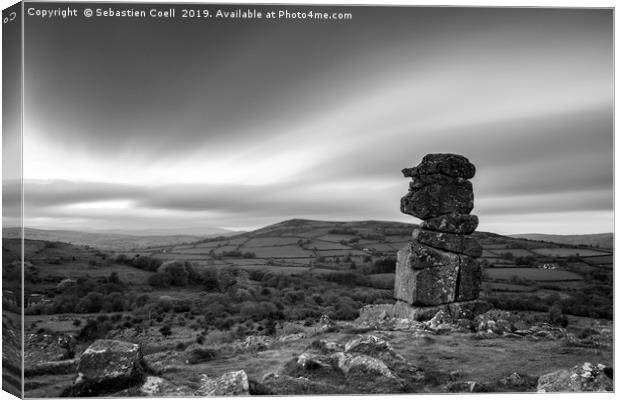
<box><xmin>2</xmin><ymin>311</ymin><xmax>22</xmax><ymax>397</ymax></box>
<box><xmin>23</xmin><ymin>307</ymin><xmax>613</xmax><ymax>397</ymax></box>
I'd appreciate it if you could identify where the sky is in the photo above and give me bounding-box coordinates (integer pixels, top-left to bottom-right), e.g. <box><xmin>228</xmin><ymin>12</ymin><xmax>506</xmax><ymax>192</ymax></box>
<box><xmin>3</xmin><ymin>3</ymin><xmax>613</xmax><ymax>235</ymax></box>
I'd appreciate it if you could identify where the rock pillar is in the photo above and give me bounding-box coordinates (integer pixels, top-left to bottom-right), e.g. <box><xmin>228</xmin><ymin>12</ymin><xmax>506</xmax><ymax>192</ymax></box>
<box><xmin>396</xmin><ymin>153</ymin><xmax>482</xmax><ymax>306</ymax></box>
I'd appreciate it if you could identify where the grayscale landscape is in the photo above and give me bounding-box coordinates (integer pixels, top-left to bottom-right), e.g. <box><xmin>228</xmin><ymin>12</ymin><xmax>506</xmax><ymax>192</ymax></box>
<box><xmin>2</xmin><ymin>3</ymin><xmax>613</xmax><ymax>398</ymax></box>
<box><xmin>3</xmin><ymin>216</ymin><xmax>613</xmax><ymax>396</ymax></box>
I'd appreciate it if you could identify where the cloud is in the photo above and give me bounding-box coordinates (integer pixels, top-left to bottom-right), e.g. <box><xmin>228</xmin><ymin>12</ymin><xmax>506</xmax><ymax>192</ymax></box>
<box><xmin>15</xmin><ymin>7</ymin><xmax>612</xmax><ymax>234</ymax></box>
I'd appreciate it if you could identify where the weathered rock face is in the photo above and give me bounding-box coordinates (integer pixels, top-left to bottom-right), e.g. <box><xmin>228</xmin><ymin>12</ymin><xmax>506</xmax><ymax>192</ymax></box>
<box><xmin>395</xmin><ymin>262</ymin><xmax>458</xmax><ymax>305</ymax></box>
<box><xmin>62</xmin><ymin>339</ymin><xmax>146</xmax><ymax>397</ymax></box>
<box><xmin>402</xmin><ymin>153</ymin><xmax>475</xmax><ymax>179</ymax></box>
<box><xmin>396</xmin><ymin>153</ymin><xmax>482</xmax><ymax>308</ymax></box>
<box><xmin>413</xmin><ymin>229</ymin><xmax>482</xmax><ymax>257</ymax></box>
<box><xmin>401</xmin><ymin>182</ymin><xmax>473</xmax><ymax>220</ymax></box>
<box><xmin>536</xmin><ymin>362</ymin><xmax>613</xmax><ymax>392</ymax></box>
<box><xmin>456</xmin><ymin>256</ymin><xmax>482</xmax><ymax>301</ymax></box>
<box><xmin>357</xmin><ymin>299</ymin><xmax>491</xmax><ymax>325</ymax></box>
<box><xmin>397</xmin><ymin>241</ymin><xmax>460</xmax><ymax>271</ymax></box>
<box><xmin>421</xmin><ymin>212</ymin><xmax>479</xmax><ymax>234</ymax></box>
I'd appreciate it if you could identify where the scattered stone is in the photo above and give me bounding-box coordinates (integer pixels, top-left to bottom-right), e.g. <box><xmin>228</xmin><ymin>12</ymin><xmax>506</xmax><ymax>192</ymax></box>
<box><xmin>497</xmin><ymin>372</ymin><xmax>537</xmax><ymax>391</ymax></box>
<box><xmin>61</xmin><ymin>339</ymin><xmax>146</xmax><ymax>397</ymax></box>
<box><xmin>474</xmin><ymin>310</ymin><xmax>534</xmax><ymax>335</ymax></box>
<box><xmin>378</xmin><ymin>299</ymin><xmax>491</xmax><ymax>322</ymax></box>
<box><xmin>196</xmin><ymin>370</ymin><xmax>250</xmax><ymax>396</ymax></box>
<box><xmin>278</xmin><ymin>332</ymin><xmax>306</xmax><ymax>342</ymax></box>
<box><xmin>138</xmin><ymin>376</ymin><xmax>165</xmax><ymax>396</ymax></box>
<box><xmin>446</xmin><ymin>300</ymin><xmax>492</xmax><ymax>319</ymax></box>
<box><xmin>425</xmin><ymin>310</ymin><xmax>455</xmax><ymax>331</ymax></box>
<box><xmin>297</xmin><ymin>352</ymin><xmax>331</xmax><ymax>370</ymax></box>
<box><xmin>319</xmin><ymin>314</ymin><xmax>334</xmax><ymax>327</ymax></box>
<box><xmin>313</xmin><ymin>339</ymin><xmax>344</xmax><ymax>352</ymax></box>
<box><xmin>536</xmin><ymin>362</ymin><xmax>613</xmax><ymax>392</ymax></box>
<box><xmin>241</xmin><ymin>335</ymin><xmax>273</xmax><ymax>351</ymax></box>
<box><xmin>332</xmin><ymin>352</ymin><xmax>395</xmax><ymax>379</ymax></box>
<box><xmin>344</xmin><ymin>335</ymin><xmax>397</xmax><ymax>357</ymax></box>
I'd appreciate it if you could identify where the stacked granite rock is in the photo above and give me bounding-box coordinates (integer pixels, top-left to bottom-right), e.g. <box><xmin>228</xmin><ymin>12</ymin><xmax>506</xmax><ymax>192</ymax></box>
<box><xmin>395</xmin><ymin>153</ymin><xmax>482</xmax><ymax>306</ymax></box>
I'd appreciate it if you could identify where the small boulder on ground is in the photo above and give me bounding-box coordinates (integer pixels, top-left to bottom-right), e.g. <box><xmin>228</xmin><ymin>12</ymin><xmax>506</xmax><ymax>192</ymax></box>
<box><xmin>196</xmin><ymin>370</ymin><xmax>250</xmax><ymax>396</ymax></box>
<box><xmin>332</xmin><ymin>352</ymin><xmax>395</xmax><ymax>379</ymax></box>
<box><xmin>278</xmin><ymin>335</ymin><xmax>428</xmax><ymax>394</ymax></box>
<box><xmin>496</xmin><ymin>372</ymin><xmax>537</xmax><ymax>392</ymax></box>
<box><xmin>537</xmin><ymin>362</ymin><xmax>613</xmax><ymax>392</ymax></box>
<box><xmin>61</xmin><ymin>339</ymin><xmax>146</xmax><ymax>397</ymax></box>
<box><xmin>474</xmin><ymin>310</ymin><xmax>531</xmax><ymax>335</ymax></box>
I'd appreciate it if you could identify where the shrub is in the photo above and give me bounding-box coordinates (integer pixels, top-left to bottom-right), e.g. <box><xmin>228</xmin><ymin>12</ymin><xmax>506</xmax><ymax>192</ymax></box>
<box><xmin>372</xmin><ymin>257</ymin><xmax>396</xmax><ymax>274</ymax></box>
<box><xmin>158</xmin><ymin>261</ymin><xmax>190</xmax><ymax>286</ymax></box>
<box><xmin>147</xmin><ymin>272</ymin><xmax>171</xmax><ymax>287</ymax></box>
<box><xmin>159</xmin><ymin>325</ymin><xmax>172</xmax><ymax>337</ymax></box>
<box><xmin>202</xmin><ymin>268</ymin><xmax>219</xmax><ymax>291</ymax></box>
<box><xmin>283</xmin><ymin>290</ymin><xmax>305</xmax><ymax>305</ymax></box>
<box><xmin>75</xmin><ymin>292</ymin><xmax>104</xmax><ymax>313</ymax></box>
<box><xmin>216</xmin><ymin>269</ymin><xmax>237</xmax><ymax>292</ymax></box>
<box><xmin>335</xmin><ymin>298</ymin><xmax>359</xmax><ymax>320</ymax></box>
<box><xmin>185</xmin><ymin>346</ymin><xmax>218</xmax><ymax>364</ymax></box>
<box><xmin>133</xmin><ymin>255</ymin><xmax>163</xmax><ymax>272</ymax></box>
<box><xmin>135</xmin><ymin>294</ymin><xmax>150</xmax><ymax>307</ymax></box>
<box><xmin>157</xmin><ymin>296</ymin><xmax>174</xmax><ymax>312</ymax></box>
<box><xmin>548</xmin><ymin>302</ymin><xmax>568</xmax><ymax>327</ymax></box>
<box><xmin>104</xmin><ymin>292</ymin><xmax>125</xmax><ymax>312</ymax></box>
<box><xmin>77</xmin><ymin>319</ymin><xmax>110</xmax><ymax>342</ymax></box>
<box><xmin>576</xmin><ymin>327</ymin><xmax>599</xmax><ymax>339</ymax></box>
<box><xmin>264</xmin><ymin>319</ymin><xmax>277</xmax><ymax>336</ymax></box>
<box><xmin>107</xmin><ymin>272</ymin><xmax>120</xmax><ymax>284</ymax></box>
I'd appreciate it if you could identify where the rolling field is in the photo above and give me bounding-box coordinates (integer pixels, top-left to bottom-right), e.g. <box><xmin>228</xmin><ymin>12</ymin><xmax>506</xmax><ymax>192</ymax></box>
<box><xmin>581</xmin><ymin>255</ymin><xmax>613</xmax><ymax>265</ymax></box>
<box><xmin>308</xmin><ymin>240</ymin><xmax>352</xmax><ymax>250</ymax></box>
<box><xmin>244</xmin><ymin>246</ymin><xmax>314</xmax><ymax>258</ymax></box>
<box><xmin>531</xmin><ymin>248</ymin><xmax>611</xmax><ymax>257</ymax></box>
<box><xmin>491</xmin><ymin>249</ymin><xmax>538</xmax><ymax>257</ymax></box>
<box><xmin>367</xmin><ymin>273</ymin><xmax>395</xmax><ymax>289</ymax></box>
<box><xmin>12</xmin><ymin>219</ymin><xmax>613</xmax><ymax>326</ymax></box>
<box><xmin>243</xmin><ymin>237</ymin><xmax>302</xmax><ymax>247</ymax></box>
<box><xmin>484</xmin><ymin>268</ymin><xmax>583</xmax><ymax>281</ymax></box>
<box><xmin>488</xmin><ymin>282</ymin><xmax>537</xmax><ymax>292</ymax></box>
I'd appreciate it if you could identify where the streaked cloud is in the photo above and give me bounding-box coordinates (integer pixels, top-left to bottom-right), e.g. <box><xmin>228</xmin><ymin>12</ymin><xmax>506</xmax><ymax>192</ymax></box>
<box><xmin>15</xmin><ymin>6</ymin><xmax>612</xmax><ymax>234</ymax></box>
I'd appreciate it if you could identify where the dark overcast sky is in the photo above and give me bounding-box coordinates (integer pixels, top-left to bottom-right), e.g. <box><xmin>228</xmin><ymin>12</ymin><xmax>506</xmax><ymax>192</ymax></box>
<box><xmin>6</xmin><ymin>3</ymin><xmax>613</xmax><ymax>234</ymax></box>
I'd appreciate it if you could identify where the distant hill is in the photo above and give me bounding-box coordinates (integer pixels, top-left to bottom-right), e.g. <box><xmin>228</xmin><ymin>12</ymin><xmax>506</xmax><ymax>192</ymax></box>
<box><xmin>1</xmin><ymin>227</ymin><xmax>219</xmax><ymax>251</ymax></box>
<box><xmin>3</xmin><ymin>221</ymin><xmax>613</xmax><ymax>254</ymax></box>
<box><xmin>508</xmin><ymin>233</ymin><xmax>613</xmax><ymax>250</ymax></box>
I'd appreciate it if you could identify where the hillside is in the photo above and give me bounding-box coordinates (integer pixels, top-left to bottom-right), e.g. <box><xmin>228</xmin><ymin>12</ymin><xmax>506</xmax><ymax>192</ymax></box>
<box><xmin>2</xmin><ymin>227</ymin><xmax>213</xmax><ymax>251</ymax></box>
<box><xmin>11</xmin><ymin>219</ymin><xmax>614</xmax><ymax>396</ymax></box>
<box><xmin>509</xmin><ymin>233</ymin><xmax>613</xmax><ymax>250</ymax></box>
